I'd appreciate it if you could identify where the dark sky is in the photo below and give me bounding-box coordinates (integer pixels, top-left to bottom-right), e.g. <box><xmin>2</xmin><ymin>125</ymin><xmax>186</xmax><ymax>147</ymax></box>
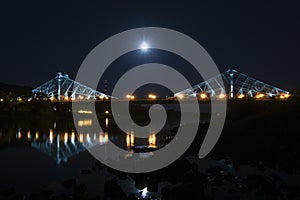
<box><xmin>1</xmin><ymin>1</ymin><xmax>299</xmax><ymax>95</ymax></box>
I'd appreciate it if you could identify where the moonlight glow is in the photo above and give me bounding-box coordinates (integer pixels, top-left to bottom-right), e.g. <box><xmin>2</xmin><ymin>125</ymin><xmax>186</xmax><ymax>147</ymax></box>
<box><xmin>140</xmin><ymin>42</ymin><xmax>149</xmax><ymax>51</ymax></box>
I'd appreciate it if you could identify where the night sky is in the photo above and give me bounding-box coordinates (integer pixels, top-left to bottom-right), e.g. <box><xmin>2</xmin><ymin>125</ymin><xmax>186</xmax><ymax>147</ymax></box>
<box><xmin>1</xmin><ymin>1</ymin><xmax>299</xmax><ymax>95</ymax></box>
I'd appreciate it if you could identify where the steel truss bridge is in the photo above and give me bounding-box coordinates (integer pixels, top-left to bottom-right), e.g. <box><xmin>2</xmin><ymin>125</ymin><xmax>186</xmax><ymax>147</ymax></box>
<box><xmin>32</xmin><ymin>72</ymin><xmax>112</xmax><ymax>101</ymax></box>
<box><xmin>174</xmin><ymin>68</ymin><xmax>289</xmax><ymax>99</ymax></box>
<box><xmin>31</xmin><ymin>69</ymin><xmax>289</xmax><ymax>101</ymax></box>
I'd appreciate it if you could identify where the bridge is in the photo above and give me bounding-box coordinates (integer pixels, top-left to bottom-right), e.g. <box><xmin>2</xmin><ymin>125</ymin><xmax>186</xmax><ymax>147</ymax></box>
<box><xmin>174</xmin><ymin>68</ymin><xmax>290</xmax><ymax>100</ymax></box>
<box><xmin>31</xmin><ymin>69</ymin><xmax>290</xmax><ymax>101</ymax></box>
<box><xmin>32</xmin><ymin>72</ymin><xmax>113</xmax><ymax>101</ymax></box>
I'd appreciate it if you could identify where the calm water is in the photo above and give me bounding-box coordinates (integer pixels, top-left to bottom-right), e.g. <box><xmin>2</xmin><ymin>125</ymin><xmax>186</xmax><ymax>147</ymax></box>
<box><xmin>0</xmin><ymin>113</ymin><xmax>180</xmax><ymax>194</ymax></box>
<box><xmin>1</xmin><ymin>103</ymin><xmax>300</xmax><ymax>199</ymax></box>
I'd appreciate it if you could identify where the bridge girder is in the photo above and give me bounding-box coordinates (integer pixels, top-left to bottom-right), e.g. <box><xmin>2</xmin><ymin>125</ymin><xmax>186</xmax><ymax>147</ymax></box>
<box><xmin>174</xmin><ymin>68</ymin><xmax>289</xmax><ymax>99</ymax></box>
<box><xmin>32</xmin><ymin>72</ymin><xmax>114</xmax><ymax>100</ymax></box>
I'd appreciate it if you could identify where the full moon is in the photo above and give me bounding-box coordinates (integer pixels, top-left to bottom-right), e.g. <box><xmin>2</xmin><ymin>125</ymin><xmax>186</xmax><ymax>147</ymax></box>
<box><xmin>140</xmin><ymin>42</ymin><xmax>149</xmax><ymax>51</ymax></box>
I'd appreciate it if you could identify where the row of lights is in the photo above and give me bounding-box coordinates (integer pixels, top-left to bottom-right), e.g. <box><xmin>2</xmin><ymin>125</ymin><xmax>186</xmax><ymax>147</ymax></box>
<box><xmin>176</xmin><ymin>93</ymin><xmax>223</xmax><ymax>100</ymax></box>
<box><xmin>48</xmin><ymin>95</ymin><xmax>110</xmax><ymax>101</ymax></box>
<box><xmin>5</xmin><ymin>92</ymin><xmax>292</xmax><ymax>102</ymax></box>
<box><xmin>176</xmin><ymin>92</ymin><xmax>291</xmax><ymax>100</ymax></box>
<box><xmin>125</xmin><ymin>94</ymin><xmax>157</xmax><ymax>100</ymax></box>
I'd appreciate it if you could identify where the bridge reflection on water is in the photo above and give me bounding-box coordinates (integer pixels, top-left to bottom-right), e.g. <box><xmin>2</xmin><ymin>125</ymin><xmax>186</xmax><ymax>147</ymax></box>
<box><xmin>14</xmin><ymin>117</ymin><xmax>158</xmax><ymax>164</ymax></box>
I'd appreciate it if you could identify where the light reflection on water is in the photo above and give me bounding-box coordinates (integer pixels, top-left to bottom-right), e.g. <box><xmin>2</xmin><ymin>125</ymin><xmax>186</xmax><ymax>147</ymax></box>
<box><xmin>3</xmin><ymin>117</ymin><xmax>161</xmax><ymax>165</ymax></box>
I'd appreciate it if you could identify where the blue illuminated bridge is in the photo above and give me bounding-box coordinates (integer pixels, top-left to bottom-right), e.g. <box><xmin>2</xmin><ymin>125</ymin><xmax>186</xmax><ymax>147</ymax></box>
<box><xmin>31</xmin><ymin>68</ymin><xmax>290</xmax><ymax>101</ymax></box>
<box><xmin>32</xmin><ymin>72</ymin><xmax>114</xmax><ymax>101</ymax></box>
<box><xmin>174</xmin><ymin>68</ymin><xmax>290</xmax><ymax>100</ymax></box>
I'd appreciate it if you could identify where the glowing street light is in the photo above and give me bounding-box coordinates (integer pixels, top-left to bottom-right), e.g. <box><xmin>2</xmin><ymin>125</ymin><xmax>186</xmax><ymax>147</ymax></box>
<box><xmin>218</xmin><ymin>93</ymin><xmax>226</xmax><ymax>99</ymax></box>
<box><xmin>280</xmin><ymin>93</ymin><xmax>290</xmax><ymax>99</ymax></box>
<box><xmin>126</xmin><ymin>94</ymin><xmax>135</xmax><ymax>100</ymax></box>
<box><xmin>200</xmin><ymin>93</ymin><xmax>208</xmax><ymax>99</ymax></box>
<box><xmin>237</xmin><ymin>94</ymin><xmax>245</xmax><ymax>99</ymax></box>
<box><xmin>255</xmin><ymin>93</ymin><xmax>265</xmax><ymax>99</ymax></box>
<box><xmin>148</xmin><ymin>94</ymin><xmax>157</xmax><ymax>100</ymax></box>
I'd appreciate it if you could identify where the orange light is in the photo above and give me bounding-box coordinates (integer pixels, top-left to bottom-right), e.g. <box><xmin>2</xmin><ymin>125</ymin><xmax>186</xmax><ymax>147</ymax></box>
<box><xmin>49</xmin><ymin>129</ymin><xmax>53</xmax><ymax>143</ymax></box>
<box><xmin>64</xmin><ymin>132</ymin><xmax>68</xmax><ymax>143</ymax></box>
<box><xmin>126</xmin><ymin>94</ymin><xmax>135</xmax><ymax>100</ymax></box>
<box><xmin>126</xmin><ymin>133</ymin><xmax>130</xmax><ymax>147</ymax></box>
<box><xmin>105</xmin><ymin>118</ymin><xmax>109</xmax><ymax>128</ymax></box>
<box><xmin>255</xmin><ymin>93</ymin><xmax>265</xmax><ymax>99</ymax></box>
<box><xmin>218</xmin><ymin>93</ymin><xmax>226</xmax><ymax>99</ymax></box>
<box><xmin>148</xmin><ymin>94</ymin><xmax>157</xmax><ymax>100</ymax></box>
<box><xmin>280</xmin><ymin>93</ymin><xmax>290</xmax><ymax>99</ymax></box>
<box><xmin>200</xmin><ymin>93</ymin><xmax>208</xmax><ymax>99</ymax></box>
<box><xmin>130</xmin><ymin>131</ymin><xmax>134</xmax><ymax>146</ymax></box>
<box><xmin>79</xmin><ymin>133</ymin><xmax>83</xmax><ymax>143</ymax></box>
<box><xmin>105</xmin><ymin>132</ymin><xmax>108</xmax><ymax>144</ymax></box>
<box><xmin>238</xmin><ymin>94</ymin><xmax>245</xmax><ymax>99</ymax></box>
<box><xmin>99</xmin><ymin>132</ymin><xmax>104</xmax><ymax>144</ymax></box>
<box><xmin>27</xmin><ymin>130</ymin><xmax>31</xmax><ymax>140</ymax></box>
<box><xmin>35</xmin><ymin>131</ymin><xmax>39</xmax><ymax>140</ymax></box>
<box><xmin>176</xmin><ymin>94</ymin><xmax>184</xmax><ymax>99</ymax></box>
<box><xmin>149</xmin><ymin>133</ymin><xmax>156</xmax><ymax>147</ymax></box>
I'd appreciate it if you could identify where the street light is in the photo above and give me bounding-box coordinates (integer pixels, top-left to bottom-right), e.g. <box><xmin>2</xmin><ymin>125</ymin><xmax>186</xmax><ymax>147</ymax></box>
<box><xmin>148</xmin><ymin>94</ymin><xmax>157</xmax><ymax>100</ymax></box>
<box><xmin>218</xmin><ymin>93</ymin><xmax>226</xmax><ymax>99</ymax></box>
<box><xmin>255</xmin><ymin>93</ymin><xmax>265</xmax><ymax>99</ymax></box>
<box><xmin>237</xmin><ymin>94</ymin><xmax>245</xmax><ymax>99</ymax></box>
<box><xmin>280</xmin><ymin>93</ymin><xmax>290</xmax><ymax>99</ymax></box>
<box><xmin>126</xmin><ymin>94</ymin><xmax>135</xmax><ymax>100</ymax></box>
<box><xmin>175</xmin><ymin>94</ymin><xmax>184</xmax><ymax>100</ymax></box>
<box><xmin>200</xmin><ymin>93</ymin><xmax>208</xmax><ymax>99</ymax></box>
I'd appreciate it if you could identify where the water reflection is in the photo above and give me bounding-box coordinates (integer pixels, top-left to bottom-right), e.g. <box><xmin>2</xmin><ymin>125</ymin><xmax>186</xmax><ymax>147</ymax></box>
<box><xmin>149</xmin><ymin>129</ymin><xmax>157</xmax><ymax>147</ymax></box>
<box><xmin>126</xmin><ymin>131</ymin><xmax>134</xmax><ymax>148</ymax></box>
<box><xmin>6</xmin><ymin>117</ymin><xmax>160</xmax><ymax>164</ymax></box>
<box><xmin>77</xmin><ymin>119</ymin><xmax>92</xmax><ymax>127</ymax></box>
